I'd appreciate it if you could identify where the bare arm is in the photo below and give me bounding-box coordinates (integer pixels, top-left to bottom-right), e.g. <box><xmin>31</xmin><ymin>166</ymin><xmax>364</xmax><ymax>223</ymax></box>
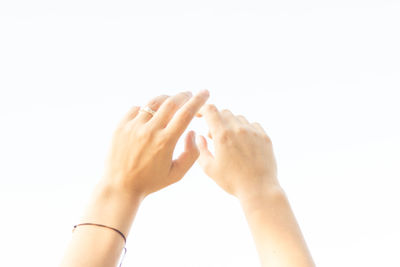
<box><xmin>197</xmin><ymin>105</ymin><xmax>315</xmax><ymax>267</ymax></box>
<box><xmin>60</xmin><ymin>181</ymin><xmax>142</xmax><ymax>267</ymax></box>
<box><xmin>240</xmin><ymin>187</ymin><xmax>314</xmax><ymax>267</ymax></box>
<box><xmin>60</xmin><ymin>90</ymin><xmax>209</xmax><ymax>267</ymax></box>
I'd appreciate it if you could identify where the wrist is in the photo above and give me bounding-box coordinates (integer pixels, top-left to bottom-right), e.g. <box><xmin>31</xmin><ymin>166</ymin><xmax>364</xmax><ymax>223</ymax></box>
<box><xmin>80</xmin><ymin>178</ymin><xmax>144</xmax><ymax>237</ymax></box>
<box><xmin>100</xmin><ymin>174</ymin><xmax>147</xmax><ymax>202</ymax></box>
<box><xmin>239</xmin><ymin>185</ymin><xmax>287</xmax><ymax>215</ymax></box>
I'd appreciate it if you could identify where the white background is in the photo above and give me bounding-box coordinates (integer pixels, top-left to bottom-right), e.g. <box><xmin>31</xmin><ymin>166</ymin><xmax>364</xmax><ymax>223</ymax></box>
<box><xmin>1</xmin><ymin>1</ymin><xmax>399</xmax><ymax>266</ymax></box>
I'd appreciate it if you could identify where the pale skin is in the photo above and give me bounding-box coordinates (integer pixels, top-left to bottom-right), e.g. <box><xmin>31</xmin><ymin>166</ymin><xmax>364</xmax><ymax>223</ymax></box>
<box><xmin>196</xmin><ymin>105</ymin><xmax>315</xmax><ymax>267</ymax></box>
<box><xmin>60</xmin><ymin>90</ymin><xmax>314</xmax><ymax>267</ymax></box>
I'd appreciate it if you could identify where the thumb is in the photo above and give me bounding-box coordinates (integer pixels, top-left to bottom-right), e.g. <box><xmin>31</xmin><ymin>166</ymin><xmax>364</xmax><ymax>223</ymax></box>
<box><xmin>168</xmin><ymin>131</ymin><xmax>200</xmax><ymax>181</ymax></box>
<box><xmin>196</xmin><ymin>134</ymin><xmax>215</xmax><ymax>177</ymax></box>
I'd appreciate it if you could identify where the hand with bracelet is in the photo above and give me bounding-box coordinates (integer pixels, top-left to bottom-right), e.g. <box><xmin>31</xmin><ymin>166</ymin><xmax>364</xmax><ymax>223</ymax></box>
<box><xmin>60</xmin><ymin>90</ymin><xmax>314</xmax><ymax>267</ymax></box>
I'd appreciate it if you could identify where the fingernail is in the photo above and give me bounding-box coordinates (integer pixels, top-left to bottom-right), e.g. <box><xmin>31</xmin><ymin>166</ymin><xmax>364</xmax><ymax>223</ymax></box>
<box><xmin>184</xmin><ymin>91</ymin><xmax>193</xmax><ymax>97</ymax></box>
<box><xmin>199</xmin><ymin>89</ymin><xmax>209</xmax><ymax>97</ymax></box>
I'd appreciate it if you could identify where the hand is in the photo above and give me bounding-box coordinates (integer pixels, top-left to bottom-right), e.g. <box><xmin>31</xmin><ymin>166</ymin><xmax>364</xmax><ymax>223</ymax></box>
<box><xmin>196</xmin><ymin>105</ymin><xmax>279</xmax><ymax>201</ymax></box>
<box><xmin>102</xmin><ymin>90</ymin><xmax>210</xmax><ymax>199</ymax></box>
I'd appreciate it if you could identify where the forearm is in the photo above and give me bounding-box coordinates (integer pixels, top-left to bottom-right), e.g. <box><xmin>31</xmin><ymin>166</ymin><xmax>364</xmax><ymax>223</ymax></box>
<box><xmin>240</xmin><ymin>186</ymin><xmax>315</xmax><ymax>267</ymax></box>
<box><xmin>60</xmin><ymin>90</ymin><xmax>209</xmax><ymax>267</ymax></box>
<box><xmin>60</xmin><ymin>179</ymin><xmax>143</xmax><ymax>267</ymax></box>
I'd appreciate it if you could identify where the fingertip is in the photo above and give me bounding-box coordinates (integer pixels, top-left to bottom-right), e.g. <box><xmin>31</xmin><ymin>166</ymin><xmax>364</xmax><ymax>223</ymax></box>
<box><xmin>183</xmin><ymin>131</ymin><xmax>198</xmax><ymax>155</ymax></box>
<box><xmin>169</xmin><ymin>135</ymin><xmax>199</xmax><ymax>181</ymax></box>
<box><xmin>184</xmin><ymin>91</ymin><xmax>193</xmax><ymax>98</ymax></box>
<box><xmin>184</xmin><ymin>130</ymin><xmax>194</xmax><ymax>145</ymax></box>
<box><xmin>200</xmin><ymin>135</ymin><xmax>207</xmax><ymax>145</ymax></box>
<box><xmin>197</xmin><ymin>104</ymin><xmax>211</xmax><ymax>117</ymax></box>
<box><xmin>186</xmin><ymin>129</ymin><xmax>194</xmax><ymax>138</ymax></box>
<box><xmin>196</xmin><ymin>135</ymin><xmax>215</xmax><ymax>174</ymax></box>
<box><xmin>199</xmin><ymin>89</ymin><xmax>210</xmax><ymax>98</ymax></box>
<box><xmin>195</xmin><ymin>90</ymin><xmax>210</xmax><ymax>115</ymax></box>
<box><xmin>197</xmin><ymin>135</ymin><xmax>211</xmax><ymax>155</ymax></box>
<box><xmin>196</xmin><ymin>134</ymin><xmax>206</xmax><ymax>148</ymax></box>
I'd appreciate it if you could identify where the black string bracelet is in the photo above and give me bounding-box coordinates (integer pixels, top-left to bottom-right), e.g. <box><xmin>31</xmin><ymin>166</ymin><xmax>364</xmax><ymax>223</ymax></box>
<box><xmin>73</xmin><ymin>223</ymin><xmax>127</xmax><ymax>267</ymax></box>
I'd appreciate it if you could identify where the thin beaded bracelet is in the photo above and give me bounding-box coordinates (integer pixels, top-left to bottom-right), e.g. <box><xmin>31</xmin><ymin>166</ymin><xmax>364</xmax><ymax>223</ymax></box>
<box><xmin>73</xmin><ymin>223</ymin><xmax>127</xmax><ymax>267</ymax></box>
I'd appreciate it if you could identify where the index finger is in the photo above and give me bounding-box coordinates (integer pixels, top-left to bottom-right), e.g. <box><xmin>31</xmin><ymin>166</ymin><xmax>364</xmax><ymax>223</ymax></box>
<box><xmin>197</xmin><ymin>103</ymin><xmax>223</xmax><ymax>137</ymax></box>
<box><xmin>165</xmin><ymin>90</ymin><xmax>210</xmax><ymax>139</ymax></box>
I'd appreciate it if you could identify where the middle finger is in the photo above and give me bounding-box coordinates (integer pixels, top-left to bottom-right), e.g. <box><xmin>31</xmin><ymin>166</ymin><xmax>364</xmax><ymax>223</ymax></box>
<box><xmin>150</xmin><ymin>91</ymin><xmax>193</xmax><ymax>129</ymax></box>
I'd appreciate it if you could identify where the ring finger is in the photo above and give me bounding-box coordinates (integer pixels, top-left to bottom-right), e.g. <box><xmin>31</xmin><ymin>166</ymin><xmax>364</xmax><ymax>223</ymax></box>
<box><xmin>136</xmin><ymin>95</ymin><xmax>170</xmax><ymax>123</ymax></box>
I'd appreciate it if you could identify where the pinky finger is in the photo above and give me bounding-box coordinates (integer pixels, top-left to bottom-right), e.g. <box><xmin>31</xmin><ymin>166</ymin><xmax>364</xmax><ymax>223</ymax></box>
<box><xmin>119</xmin><ymin>106</ymin><xmax>141</xmax><ymax>126</ymax></box>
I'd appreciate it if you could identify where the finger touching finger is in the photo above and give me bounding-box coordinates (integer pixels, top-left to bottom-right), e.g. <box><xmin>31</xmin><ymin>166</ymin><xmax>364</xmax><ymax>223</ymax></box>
<box><xmin>198</xmin><ymin>104</ymin><xmax>223</xmax><ymax>137</ymax></box>
<box><xmin>165</xmin><ymin>90</ymin><xmax>210</xmax><ymax>139</ymax></box>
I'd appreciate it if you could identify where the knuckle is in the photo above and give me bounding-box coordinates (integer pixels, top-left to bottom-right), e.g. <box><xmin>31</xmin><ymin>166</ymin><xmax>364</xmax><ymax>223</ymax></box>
<box><xmin>114</xmin><ymin>125</ymin><xmax>127</xmax><ymax>137</ymax></box>
<box><xmin>154</xmin><ymin>134</ymin><xmax>169</xmax><ymax>149</ymax></box>
<box><xmin>217</xmin><ymin>129</ymin><xmax>232</xmax><ymax>143</ymax></box>
<box><xmin>147</xmin><ymin>98</ymin><xmax>161</xmax><ymax>109</ymax></box>
<box><xmin>160</xmin><ymin>94</ymin><xmax>169</xmax><ymax>99</ymax></box>
<box><xmin>135</xmin><ymin>128</ymin><xmax>148</xmax><ymax>139</ymax></box>
<box><xmin>137</xmin><ymin>124</ymin><xmax>157</xmax><ymax>139</ymax></box>
<box><xmin>205</xmin><ymin>104</ymin><xmax>217</xmax><ymax>112</ymax></box>
<box><xmin>252</xmin><ymin>122</ymin><xmax>263</xmax><ymax>131</ymax></box>
<box><xmin>264</xmin><ymin>134</ymin><xmax>272</xmax><ymax>143</ymax></box>
<box><xmin>164</xmin><ymin>99</ymin><xmax>178</xmax><ymax>110</ymax></box>
<box><xmin>181</xmin><ymin>91</ymin><xmax>192</xmax><ymax>98</ymax></box>
<box><xmin>130</xmin><ymin>105</ymin><xmax>140</xmax><ymax>112</ymax></box>
<box><xmin>238</xmin><ymin>115</ymin><xmax>248</xmax><ymax>122</ymax></box>
<box><xmin>221</xmin><ymin>109</ymin><xmax>234</xmax><ymax>119</ymax></box>
<box><xmin>236</xmin><ymin>126</ymin><xmax>249</xmax><ymax>135</ymax></box>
